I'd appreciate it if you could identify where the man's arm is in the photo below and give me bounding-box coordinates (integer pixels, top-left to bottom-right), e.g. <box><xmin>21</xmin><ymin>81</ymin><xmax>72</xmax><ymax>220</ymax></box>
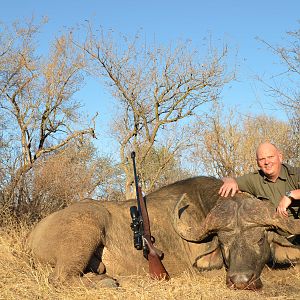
<box><xmin>218</xmin><ymin>177</ymin><xmax>240</xmax><ymax>197</ymax></box>
<box><xmin>277</xmin><ymin>189</ymin><xmax>300</xmax><ymax>218</ymax></box>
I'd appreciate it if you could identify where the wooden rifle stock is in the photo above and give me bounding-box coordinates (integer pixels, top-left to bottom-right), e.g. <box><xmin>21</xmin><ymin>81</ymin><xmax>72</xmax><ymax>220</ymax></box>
<box><xmin>131</xmin><ymin>152</ymin><xmax>170</xmax><ymax>280</ymax></box>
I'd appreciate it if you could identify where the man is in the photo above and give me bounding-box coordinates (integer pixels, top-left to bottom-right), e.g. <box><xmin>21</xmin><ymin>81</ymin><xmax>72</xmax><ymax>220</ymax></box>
<box><xmin>219</xmin><ymin>142</ymin><xmax>300</xmax><ymax>218</ymax></box>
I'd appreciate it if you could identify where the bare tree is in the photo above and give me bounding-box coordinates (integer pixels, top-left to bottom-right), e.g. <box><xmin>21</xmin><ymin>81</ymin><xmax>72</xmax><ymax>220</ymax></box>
<box><xmin>257</xmin><ymin>28</ymin><xmax>299</xmax><ymax>112</ymax></box>
<box><xmin>22</xmin><ymin>140</ymin><xmax>118</xmax><ymax>220</ymax></box>
<box><xmin>0</xmin><ymin>114</ymin><xmax>7</xmax><ymax>190</ymax></box>
<box><xmin>77</xmin><ymin>27</ymin><xmax>233</xmax><ymax>197</ymax></box>
<box><xmin>0</xmin><ymin>19</ymin><xmax>95</xmax><ymax>208</ymax></box>
<box><xmin>190</xmin><ymin>105</ymin><xmax>295</xmax><ymax>177</ymax></box>
<box><xmin>256</xmin><ymin>26</ymin><xmax>300</xmax><ymax>161</ymax></box>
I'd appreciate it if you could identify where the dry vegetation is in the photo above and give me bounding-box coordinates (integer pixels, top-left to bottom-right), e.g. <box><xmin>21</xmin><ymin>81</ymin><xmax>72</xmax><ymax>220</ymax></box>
<box><xmin>1</xmin><ymin>19</ymin><xmax>300</xmax><ymax>300</ymax></box>
<box><xmin>1</xmin><ymin>222</ymin><xmax>300</xmax><ymax>300</ymax></box>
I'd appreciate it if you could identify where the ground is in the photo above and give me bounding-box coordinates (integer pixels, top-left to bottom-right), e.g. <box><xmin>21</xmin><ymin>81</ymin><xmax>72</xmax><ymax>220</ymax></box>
<box><xmin>1</xmin><ymin>224</ymin><xmax>300</xmax><ymax>300</ymax></box>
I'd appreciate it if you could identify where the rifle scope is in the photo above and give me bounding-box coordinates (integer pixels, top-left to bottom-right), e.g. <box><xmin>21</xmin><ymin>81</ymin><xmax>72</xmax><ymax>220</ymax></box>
<box><xmin>130</xmin><ymin>205</ymin><xmax>143</xmax><ymax>250</ymax></box>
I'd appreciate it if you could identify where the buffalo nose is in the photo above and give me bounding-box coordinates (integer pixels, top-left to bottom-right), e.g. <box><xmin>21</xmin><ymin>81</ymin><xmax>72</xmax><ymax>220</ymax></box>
<box><xmin>230</xmin><ymin>273</ymin><xmax>252</xmax><ymax>283</ymax></box>
<box><xmin>229</xmin><ymin>272</ymin><xmax>255</xmax><ymax>289</ymax></box>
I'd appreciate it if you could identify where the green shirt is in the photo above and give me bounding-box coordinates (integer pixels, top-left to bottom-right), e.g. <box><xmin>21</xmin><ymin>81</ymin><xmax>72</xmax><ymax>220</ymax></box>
<box><xmin>236</xmin><ymin>164</ymin><xmax>300</xmax><ymax>218</ymax></box>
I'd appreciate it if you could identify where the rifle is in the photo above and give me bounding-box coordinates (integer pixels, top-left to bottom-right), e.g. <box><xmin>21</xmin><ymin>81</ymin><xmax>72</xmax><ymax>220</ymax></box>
<box><xmin>129</xmin><ymin>151</ymin><xmax>170</xmax><ymax>280</ymax></box>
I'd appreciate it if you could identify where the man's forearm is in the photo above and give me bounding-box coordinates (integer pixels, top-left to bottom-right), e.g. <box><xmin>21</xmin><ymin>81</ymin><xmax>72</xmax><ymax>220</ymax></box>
<box><xmin>289</xmin><ymin>189</ymin><xmax>300</xmax><ymax>200</ymax></box>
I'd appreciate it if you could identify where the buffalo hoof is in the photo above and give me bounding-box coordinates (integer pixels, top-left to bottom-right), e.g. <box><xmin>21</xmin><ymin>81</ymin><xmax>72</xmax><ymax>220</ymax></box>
<box><xmin>97</xmin><ymin>277</ymin><xmax>119</xmax><ymax>288</ymax></box>
<box><xmin>95</xmin><ymin>275</ymin><xmax>119</xmax><ymax>288</ymax></box>
<box><xmin>84</xmin><ymin>273</ymin><xmax>120</xmax><ymax>288</ymax></box>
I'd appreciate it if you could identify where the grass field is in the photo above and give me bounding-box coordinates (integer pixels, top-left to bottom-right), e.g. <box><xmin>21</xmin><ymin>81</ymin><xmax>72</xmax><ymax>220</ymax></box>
<box><xmin>1</xmin><ymin>223</ymin><xmax>300</xmax><ymax>300</ymax></box>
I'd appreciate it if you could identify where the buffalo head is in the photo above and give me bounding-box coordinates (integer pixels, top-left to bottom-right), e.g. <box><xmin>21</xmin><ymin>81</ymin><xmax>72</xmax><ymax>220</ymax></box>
<box><xmin>173</xmin><ymin>192</ymin><xmax>300</xmax><ymax>290</ymax></box>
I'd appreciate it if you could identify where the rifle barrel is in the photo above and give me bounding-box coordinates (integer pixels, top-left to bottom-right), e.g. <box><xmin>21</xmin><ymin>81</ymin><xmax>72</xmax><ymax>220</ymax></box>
<box><xmin>130</xmin><ymin>151</ymin><xmax>170</xmax><ymax>280</ymax></box>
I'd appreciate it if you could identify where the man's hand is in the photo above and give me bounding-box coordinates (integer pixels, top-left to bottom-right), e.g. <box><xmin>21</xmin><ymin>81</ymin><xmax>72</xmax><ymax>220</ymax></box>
<box><xmin>218</xmin><ymin>177</ymin><xmax>239</xmax><ymax>197</ymax></box>
<box><xmin>276</xmin><ymin>196</ymin><xmax>292</xmax><ymax>218</ymax></box>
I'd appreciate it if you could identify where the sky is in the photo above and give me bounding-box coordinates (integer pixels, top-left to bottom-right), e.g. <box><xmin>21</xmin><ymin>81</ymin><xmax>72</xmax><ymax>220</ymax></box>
<box><xmin>1</xmin><ymin>0</ymin><xmax>299</xmax><ymax>155</ymax></box>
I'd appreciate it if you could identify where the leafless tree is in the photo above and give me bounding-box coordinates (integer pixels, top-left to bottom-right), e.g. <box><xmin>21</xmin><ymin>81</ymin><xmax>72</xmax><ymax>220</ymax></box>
<box><xmin>256</xmin><ymin>26</ymin><xmax>300</xmax><ymax>161</ymax></box>
<box><xmin>76</xmin><ymin>26</ymin><xmax>233</xmax><ymax>197</ymax></box>
<box><xmin>23</xmin><ymin>140</ymin><xmax>119</xmax><ymax>220</ymax></box>
<box><xmin>0</xmin><ymin>19</ymin><xmax>95</xmax><ymax>210</ymax></box>
<box><xmin>190</xmin><ymin>105</ymin><xmax>295</xmax><ymax>177</ymax></box>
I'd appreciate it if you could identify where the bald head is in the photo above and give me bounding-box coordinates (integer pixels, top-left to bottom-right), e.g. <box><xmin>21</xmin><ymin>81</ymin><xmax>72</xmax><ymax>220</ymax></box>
<box><xmin>256</xmin><ymin>142</ymin><xmax>280</xmax><ymax>159</ymax></box>
<box><xmin>256</xmin><ymin>142</ymin><xmax>283</xmax><ymax>182</ymax></box>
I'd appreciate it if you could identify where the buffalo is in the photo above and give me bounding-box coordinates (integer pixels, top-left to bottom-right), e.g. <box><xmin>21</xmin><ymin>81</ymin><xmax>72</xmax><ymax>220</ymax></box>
<box><xmin>27</xmin><ymin>176</ymin><xmax>300</xmax><ymax>289</ymax></box>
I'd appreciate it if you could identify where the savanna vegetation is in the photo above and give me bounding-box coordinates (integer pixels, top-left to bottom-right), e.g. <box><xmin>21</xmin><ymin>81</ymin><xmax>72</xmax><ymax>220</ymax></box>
<box><xmin>0</xmin><ymin>18</ymin><xmax>299</xmax><ymax>299</ymax></box>
<box><xmin>1</xmin><ymin>222</ymin><xmax>300</xmax><ymax>299</ymax></box>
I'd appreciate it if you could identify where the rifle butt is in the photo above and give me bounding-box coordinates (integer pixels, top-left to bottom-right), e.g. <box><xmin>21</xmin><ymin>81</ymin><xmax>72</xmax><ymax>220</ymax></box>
<box><xmin>145</xmin><ymin>238</ymin><xmax>170</xmax><ymax>280</ymax></box>
<box><xmin>148</xmin><ymin>253</ymin><xmax>170</xmax><ymax>280</ymax></box>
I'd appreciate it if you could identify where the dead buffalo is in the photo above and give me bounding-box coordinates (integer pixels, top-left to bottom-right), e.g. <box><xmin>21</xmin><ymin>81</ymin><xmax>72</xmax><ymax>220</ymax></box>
<box><xmin>27</xmin><ymin>176</ymin><xmax>300</xmax><ymax>290</ymax></box>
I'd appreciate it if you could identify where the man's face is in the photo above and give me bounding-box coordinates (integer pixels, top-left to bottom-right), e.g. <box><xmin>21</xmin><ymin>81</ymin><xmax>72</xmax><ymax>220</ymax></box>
<box><xmin>256</xmin><ymin>145</ymin><xmax>282</xmax><ymax>181</ymax></box>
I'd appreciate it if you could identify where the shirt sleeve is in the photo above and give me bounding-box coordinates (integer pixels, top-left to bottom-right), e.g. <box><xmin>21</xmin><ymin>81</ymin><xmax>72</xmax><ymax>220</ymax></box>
<box><xmin>296</xmin><ymin>167</ymin><xmax>300</xmax><ymax>189</ymax></box>
<box><xmin>236</xmin><ymin>174</ymin><xmax>255</xmax><ymax>194</ymax></box>
<box><xmin>289</xmin><ymin>165</ymin><xmax>300</xmax><ymax>189</ymax></box>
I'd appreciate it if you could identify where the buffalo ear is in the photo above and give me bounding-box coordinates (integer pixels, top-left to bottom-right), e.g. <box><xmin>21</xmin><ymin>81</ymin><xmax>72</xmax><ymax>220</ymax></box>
<box><xmin>268</xmin><ymin>232</ymin><xmax>300</xmax><ymax>264</ymax></box>
<box><xmin>193</xmin><ymin>236</ymin><xmax>224</xmax><ymax>271</ymax></box>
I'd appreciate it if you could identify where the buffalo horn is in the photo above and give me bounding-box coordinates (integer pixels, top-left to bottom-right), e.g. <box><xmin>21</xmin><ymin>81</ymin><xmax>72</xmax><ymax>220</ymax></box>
<box><xmin>172</xmin><ymin>193</ymin><xmax>234</xmax><ymax>242</ymax></box>
<box><xmin>242</xmin><ymin>197</ymin><xmax>300</xmax><ymax>235</ymax></box>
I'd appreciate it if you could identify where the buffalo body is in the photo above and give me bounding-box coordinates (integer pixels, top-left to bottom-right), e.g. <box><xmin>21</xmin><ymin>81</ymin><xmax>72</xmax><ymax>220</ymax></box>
<box><xmin>27</xmin><ymin>176</ymin><xmax>300</xmax><ymax>289</ymax></box>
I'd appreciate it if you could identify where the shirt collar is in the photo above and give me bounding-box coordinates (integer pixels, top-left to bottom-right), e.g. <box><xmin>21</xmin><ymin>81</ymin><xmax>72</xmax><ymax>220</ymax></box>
<box><xmin>278</xmin><ymin>166</ymin><xmax>287</xmax><ymax>180</ymax></box>
<box><xmin>256</xmin><ymin>164</ymin><xmax>287</xmax><ymax>182</ymax></box>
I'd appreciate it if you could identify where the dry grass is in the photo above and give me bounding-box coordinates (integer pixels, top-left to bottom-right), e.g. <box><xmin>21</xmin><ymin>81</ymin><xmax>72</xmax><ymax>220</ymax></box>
<box><xmin>1</xmin><ymin>223</ymin><xmax>300</xmax><ymax>300</ymax></box>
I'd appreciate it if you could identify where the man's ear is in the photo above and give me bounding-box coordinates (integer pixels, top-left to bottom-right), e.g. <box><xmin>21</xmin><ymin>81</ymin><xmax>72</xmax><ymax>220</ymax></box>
<box><xmin>278</xmin><ymin>151</ymin><xmax>283</xmax><ymax>163</ymax></box>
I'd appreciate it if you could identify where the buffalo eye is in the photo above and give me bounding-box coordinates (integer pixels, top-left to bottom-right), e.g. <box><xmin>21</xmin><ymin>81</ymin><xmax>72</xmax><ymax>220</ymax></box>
<box><xmin>257</xmin><ymin>236</ymin><xmax>265</xmax><ymax>246</ymax></box>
